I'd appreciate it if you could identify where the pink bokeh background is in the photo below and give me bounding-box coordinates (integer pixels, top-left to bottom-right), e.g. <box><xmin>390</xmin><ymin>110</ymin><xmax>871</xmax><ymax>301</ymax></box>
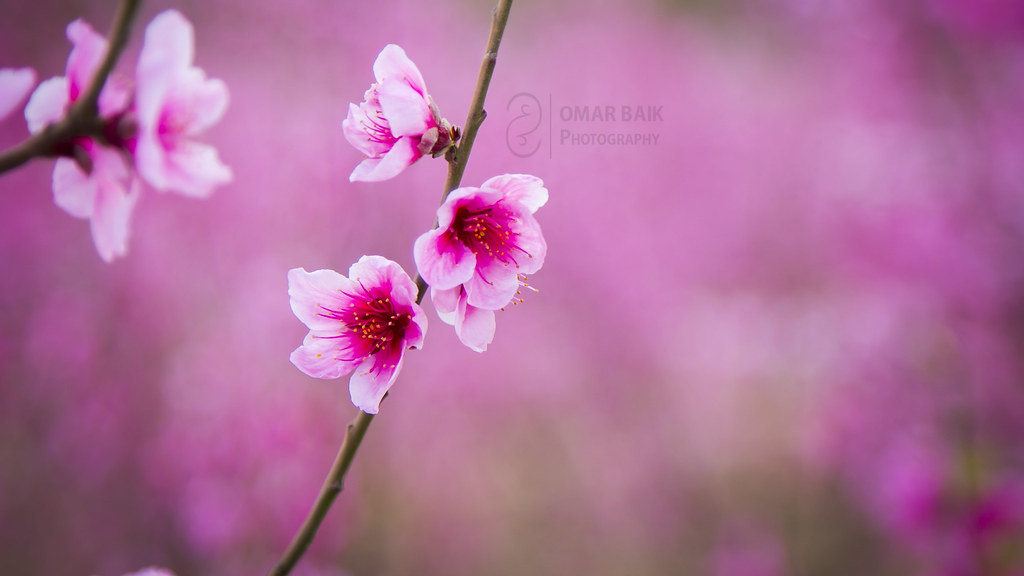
<box><xmin>2</xmin><ymin>0</ymin><xmax>1024</xmax><ymax>574</ymax></box>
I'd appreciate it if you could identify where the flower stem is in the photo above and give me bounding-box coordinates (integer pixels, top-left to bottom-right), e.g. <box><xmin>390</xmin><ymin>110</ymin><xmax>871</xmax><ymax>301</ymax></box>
<box><xmin>443</xmin><ymin>0</ymin><xmax>515</xmax><ymax>201</ymax></box>
<box><xmin>267</xmin><ymin>410</ymin><xmax>375</xmax><ymax>576</ymax></box>
<box><xmin>268</xmin><ymin>2</ymin><xmax>516</xmax><ymax>575</ymax></box>
<box><xmin>0</xmin><ymin>0</ymin><xmax>142</xmax><ymax>175</ymax></box>
<box><xmin>417</xmin><ymin>0</ymin><xmax>515</xmax><ymax>304</ymax></box>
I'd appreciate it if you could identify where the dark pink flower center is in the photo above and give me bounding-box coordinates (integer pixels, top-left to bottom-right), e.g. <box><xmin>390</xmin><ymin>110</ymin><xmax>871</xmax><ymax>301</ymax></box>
<box><xmin>318</xmin><ymin>287</ymin><xmax>412</xmax><ymax>362</ymax></box>
<box><xmin>450</xmin><ymin>203</ymin><xmax>530</xmax><ymax>268</ymax></box>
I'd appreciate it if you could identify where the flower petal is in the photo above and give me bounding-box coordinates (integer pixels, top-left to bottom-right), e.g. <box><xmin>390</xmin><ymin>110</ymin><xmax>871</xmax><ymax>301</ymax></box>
<box><xmin>414</xmin><ymin>228</ymin><xmax>475</xmax><ymax>290</ymax></box>
<box><xmin>430</xmin><ymin>286</ymin><xmax>460</xmax><ymax>326</ymax></box>
<box><xmin>433</xmin><ymin>186</ymin><xmax>487</xmax><ymax>229</ymax></box>
<box><xmin>97</xmin><ymin>73</ymin><xmax>133</xmax><ymax>119</ymax></box>
<box><xmin>136</xmin><ymin>138</ymin><xmax>232</xmax><ymax>197</ymax></box>
<box><xmin>348</xmin><ymin>353</ymin><xmax>402</xmax><ymax>414</ymax></box>
<box><xmin>24</xmin><ymin>77</ymin><xmax>69</xmax><ymax>134</ymax></box>
<box><xmin>348</xmin><ymin>254</ymin><xmax>420</xmax><ymax>305</ymax></box>
<box><xmin>464</xmin><ymin>260</ymin><xmax>521</xmax><ymax>310</ymax></box>
<box><xmin>510</xmin><ymin>205</ymin><xmax>548</xmax><ymax>275</ymax></box>
<box><xmin>481</xmin><ymin>173</ymin><xmax>549</xmax><ymax>213</ymax></box>
<box><xmin>289</xmin><ymin>333</ymin><xmax>361</xmax><ymax>380</ymax></box>
<box><xmin>455</xmin><ymin>298</ymin><xmax>496</xmax><ymax>353</ymax></box>
<box><xmin>52</xmin><ymin>156</ymin><xmax>96</xmax><ymax>218</ymax></box>
<box><xmin>406</xmin><ymin>304</ymin><xmax>428</xmax><ymax>350</ymax></box>
<box><xmin>90</xmin><ymin>170</ymin><xmax>139</xmax><ymax>263</ymax></box>
<box><xmin>65</xmin><ymin>19</ymin><xmax>107</xmax><ymax>99</ymax></box>
<box><xmin>377</xmin><ymin>79</ymin><xmax>431</xmax><ymax>137</ymax></box>
<box><xmin>0</xmin><ymin>68</ymin><xmax>36</xmax><ymax>121</ymax></box>
<box><xmin>184</xmin><ymin>76</ymin><xmax>229</xmax><ymax>135</ymax></box>
<box><xmin>342</xmin><ymin>102</ymin><xmax>391</xmax><ymax>158</ymax></box>
<box><xmin>137</xmin><ymin>10</ymin><xmax>194</xmax><ymax>81</ymax></box>
<box><xmin>288</xmin><ymin>267</ymin><xmax>358</xmax><ymax>331</ymax></box>
<box><xmin>373</xmin><ymin>44</ymin><xmax>426</xmax><ymax>96</ymax></box>
<box><xmin>348</xmin><ymin>136</ymin><xmax>420</xmax><ymax>182</ymax></box>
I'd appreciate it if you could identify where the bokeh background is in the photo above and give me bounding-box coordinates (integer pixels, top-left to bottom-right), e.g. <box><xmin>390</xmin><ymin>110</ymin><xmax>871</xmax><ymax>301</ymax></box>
<box><xmin>2</xmin><ymin>0</ymin><xmax>1024</xmax><ymax>574</ymax></box>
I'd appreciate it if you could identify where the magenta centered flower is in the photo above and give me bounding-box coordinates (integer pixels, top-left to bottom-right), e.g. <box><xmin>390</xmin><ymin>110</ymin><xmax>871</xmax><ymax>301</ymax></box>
<box><xmin>288</xmin><ymin>256</ymin><xmax>427</xmax><ymax>414</ymax></box>
<box><xmin>342</xmin><ymin>44</ymin><xmax>456</xmax><ymax>182</ymax></box>
<box><xmin>415</xmin><ymin>174</ymin><xmax>548</xmax><ymax>351</ymax></box>
<box><xmin>415</xmin><ymin>174</ymin><xmax>548</xmax><ymax>309</ymax></box>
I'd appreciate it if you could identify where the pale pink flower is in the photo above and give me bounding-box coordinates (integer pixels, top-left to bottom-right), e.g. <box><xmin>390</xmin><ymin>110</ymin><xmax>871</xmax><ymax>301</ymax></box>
<box><xmin>0</xmin><ymin>67</ymin><xmax>36</xmax><ymax>121</ymax></box>
<box><xmin>52</xmin><ymin>139</ymin><xmax>139</xmax><ymax>262</ymax></box>
<box><xmin>414</xmin><ymin>174</ymin><xmax>547</xmax><ymax>351</ymax></box>
<box><xmin>22</xmin><ymin>19</ymin><xmax>138</xmax><ymax>263</ymax></box>
<box><xmin>134</xmin><ymin>9</ymin><xmax>232</xmax><ymax>197</ymax></box>
<box><xmin>342</xmin><ymin>44</ymin><xmax>456</xmax><ymax>182</ymax></box>
<box><xmin>289</xmin><ymin>256</ymin><xmax>427</xmax><ymax>414</ymax></box>
<box><xmin>24</xmin><ymin>19</ymin><xmax>131</xmax><ymax>133</ymax></box>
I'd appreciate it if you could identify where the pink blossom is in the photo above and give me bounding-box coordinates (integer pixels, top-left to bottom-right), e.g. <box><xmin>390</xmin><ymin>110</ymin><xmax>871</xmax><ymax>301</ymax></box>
<box><xmin>0</xmin><ymin>68</ymin><xmax>36</xmax><ymax>121</ymax></box>
<box><xmin>414</xmin><ymin>174</ymin><xmax>547</xmax><ymax>350</ymax></box>
<box><xmin>134</xmin><ymin>9</ymin><xmax>232</xmax><ymax>197</ymax></box>
<box><xmin>22</xmin><ymin>19</ymin><xmax>137</xmax><ymax>263</ymax></box>
<box><xmin>24</xmin><ymin>19</ymin><xmax>131</xmax><ymax>133</ymax></box>
<box><xmin>342</xmin><ymin>44</ymin><xmax>456</xmax><ymax>182</ymax></box>
<box><xmin>52</xmin><ymin>139</ymin><xmax>140</xmax><ymax>262</ymax></box>
<box><xmin>288</xmin><ymin>256</ymin><xmax>427</xmax><ymax>414</ymax></box>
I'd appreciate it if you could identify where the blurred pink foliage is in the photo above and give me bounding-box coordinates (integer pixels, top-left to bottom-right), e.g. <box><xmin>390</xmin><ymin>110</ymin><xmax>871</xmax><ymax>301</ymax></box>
<box><xmin>1</xmin><ymin>0</ymin><xmax>1024</xmax><ymax>575</ymax></box>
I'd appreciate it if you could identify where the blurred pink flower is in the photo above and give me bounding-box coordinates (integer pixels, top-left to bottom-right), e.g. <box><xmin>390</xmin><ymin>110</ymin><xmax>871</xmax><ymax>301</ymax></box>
<box><xmin>52</xmin><ymin>139</ymin><xmax>140</xmax><ymax>262</ymax></box>
<box><xmin>118</xmin><ymin>569</ymin><xmax>176</xmax><ymax>576</ymax></box>
<box><xmin>134</xmin><ymin>9</ymin><xmax>232</xmax><ymax>197</ymax></box>
<box><xmin>415</xmin><ymin>174</ymin><xmax>547</xmax><ymax>350</ymax></box>
<box><xmin>712</xmin><ymin>526</ymin><xmax>784</xmax><ymax>576</ymax></box>
<box><xmin>24</xmin><ymin>19</ymin><xmax>131</xmax><ymax>133</ymax></box>
<box><xmin>0</xmin><ymin>67</ymin><xmax>36</xmax><ymax>121</ymax></box>
<box><xmin>22</xmin><ymin>19</ymin><xmax>138</xmax><ymax>262</ymax></box>
<box><xmin>342</xmin><ymin>44</ymin><xmax>455</xmax><ymax>182</ymax></box>
<box><xmin>288</xmin><ymin>256</ymin><xmax>427</xmax><ymax>414</ymax></box>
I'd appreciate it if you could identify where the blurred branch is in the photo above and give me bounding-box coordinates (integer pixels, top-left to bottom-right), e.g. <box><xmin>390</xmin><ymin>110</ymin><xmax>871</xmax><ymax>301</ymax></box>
<box><xmin>269</xmin><ymin>2</ymin><xmax>516</xmax><ymax>574</ymax></box>
<box><xmin>0</xmin><ymin>0</ymin><xmax>142</xmax><ymax>175</ymax></box>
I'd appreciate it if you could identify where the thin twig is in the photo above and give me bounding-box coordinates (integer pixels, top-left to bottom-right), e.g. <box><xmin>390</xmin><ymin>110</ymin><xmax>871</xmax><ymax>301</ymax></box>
<box><xmin>268</xmin><ymin>2</ymin><xmax>516</xmax><ymax>574</ymax></box>
<box><xmin>443</xmin><ymin>0</ymin><xmax>515</xmax><ymax>199</ymax></box>
<box><xmin>416</xmin><ymin>0</ymin><xmax>515</xmax><ymax>303</ymax></box>
<box><xmin>0</xmin><ymin>0</ymin><xmax>142</xmax><ymax>175</ymax></box>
